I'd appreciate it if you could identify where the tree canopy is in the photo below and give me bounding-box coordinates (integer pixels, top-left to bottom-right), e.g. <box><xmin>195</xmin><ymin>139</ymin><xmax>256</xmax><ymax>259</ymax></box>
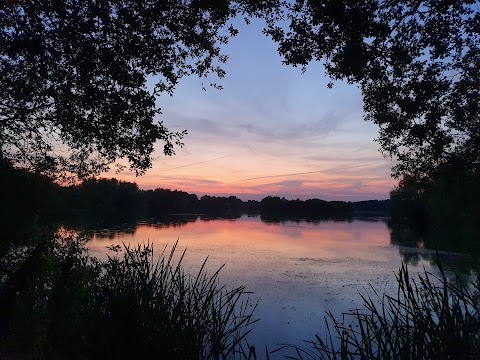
<box><xmin>266</xmin><ymin>0</ymin><xmax>480</xmax><ymax>186</ymax></box>
<box><xmin>0</xmin><ymin>0</ymin><xmax>278</xmax><ymax>181</ymax></box>
<box><xmin>2</xmin><ymin>0</ymin><xmax>479</xmax><ymax>188</ymax></box>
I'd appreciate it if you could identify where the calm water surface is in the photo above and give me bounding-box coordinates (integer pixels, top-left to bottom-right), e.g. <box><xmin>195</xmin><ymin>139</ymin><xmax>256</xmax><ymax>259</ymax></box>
<box><xmin>85</xmin><ymin>215</ymin><xmax>468</xmax><ymax>355</ymax></box>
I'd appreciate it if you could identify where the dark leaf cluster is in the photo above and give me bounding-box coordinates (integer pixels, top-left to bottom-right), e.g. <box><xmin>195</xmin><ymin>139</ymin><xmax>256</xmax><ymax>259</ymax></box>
<box><xmin>266</xmin><ymin>1</ymin><xmax>480</xmax><ymax>183</ymax></box>
<box><xmin>0</xmin><ymin>0</ymin><xmax>280</xmax><ymax>180</ymax></box>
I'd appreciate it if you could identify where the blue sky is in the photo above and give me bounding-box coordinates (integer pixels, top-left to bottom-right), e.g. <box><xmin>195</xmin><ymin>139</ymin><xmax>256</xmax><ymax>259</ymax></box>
<box><xmin>114</xmin><ymin>19</ymin><xmax>396</xmax><ymax>201</ymax></box>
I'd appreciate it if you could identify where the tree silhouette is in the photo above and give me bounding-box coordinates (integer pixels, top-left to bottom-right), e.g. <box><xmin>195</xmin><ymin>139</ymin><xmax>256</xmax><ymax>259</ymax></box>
<box><xmin>266</xmin><ymin>0</ymin><xmax>480</xmax><ymax>186</ymax></box>
<box><xmin>0</xmin><ymin>1</ymin><xmax>279</xmax><ymax>180</ymax></box>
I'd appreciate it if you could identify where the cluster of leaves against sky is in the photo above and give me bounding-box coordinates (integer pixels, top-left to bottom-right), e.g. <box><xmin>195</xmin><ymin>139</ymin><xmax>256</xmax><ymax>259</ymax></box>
<box><xmin>0</xmin><ymin>0</ymin><xmax>276</xmax><ymax>181</ymax></box>
<box><xmin>1</xmin><ymin>0</ymin><xmax>479</xmax><ymax>187</ymax></box>
<box><xmin>266</xmin><ymin>0</ymin><xmax>479</xmax><ymax>185</ymax></box>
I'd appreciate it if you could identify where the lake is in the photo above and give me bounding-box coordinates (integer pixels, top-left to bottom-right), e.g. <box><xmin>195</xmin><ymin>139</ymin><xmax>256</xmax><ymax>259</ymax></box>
<box><xmin>84</xmin><ymin>215</ymin><xmax>475</xmax><ymax>356</ymax></box>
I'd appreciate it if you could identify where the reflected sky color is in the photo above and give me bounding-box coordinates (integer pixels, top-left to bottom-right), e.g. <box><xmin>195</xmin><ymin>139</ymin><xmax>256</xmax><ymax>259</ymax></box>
<box><xmin>108</xmin><ymin>19</ymin><xmax>396</xmax><ymax>201</ymax></box>
<box><xmin>87</xmin><ymin>216</ymin><xmax>437</xmax><ymax>354</ymax></box>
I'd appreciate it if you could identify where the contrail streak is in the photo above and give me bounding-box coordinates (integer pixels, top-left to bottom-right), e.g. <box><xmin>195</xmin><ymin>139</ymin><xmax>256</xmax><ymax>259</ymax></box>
<box><xmin>235</xmin><ymin>165</ymin><xmax>365</xmax><ymax>182</ymax></box>
<box><xmin>162</xmin><ymin>155</ymin><xmax>232</xmax><ymax>172</ymax></box>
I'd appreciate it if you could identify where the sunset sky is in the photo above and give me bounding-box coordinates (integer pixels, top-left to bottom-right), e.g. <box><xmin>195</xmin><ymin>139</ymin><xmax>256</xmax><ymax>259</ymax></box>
<box><xmin>112</xmin><ymin>20</ymin><xmax>396</xmax><ymax>201</ymax></box>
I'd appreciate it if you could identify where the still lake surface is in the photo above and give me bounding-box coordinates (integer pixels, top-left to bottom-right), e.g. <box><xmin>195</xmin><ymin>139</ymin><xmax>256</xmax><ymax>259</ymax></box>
<box><xmin>85</xmin><ymin>215</ymin><xmax>472</xmax><ymax>355</ymax></box>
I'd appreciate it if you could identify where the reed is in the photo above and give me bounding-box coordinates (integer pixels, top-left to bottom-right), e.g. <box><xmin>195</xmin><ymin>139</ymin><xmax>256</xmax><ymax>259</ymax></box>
<box><xmin>275</xmin><ymin>262</ymin><xmax>480</xmax><ymax>360</ymax></box>
<box><xmin>0</xmin><ymin>235</ymin><xmax>257</xmax><ymax>359</ymax></box>
<box><xmin>3</xmin><ymin>234</ymin><xmax>479</xmax><ymax>360</ymax></box>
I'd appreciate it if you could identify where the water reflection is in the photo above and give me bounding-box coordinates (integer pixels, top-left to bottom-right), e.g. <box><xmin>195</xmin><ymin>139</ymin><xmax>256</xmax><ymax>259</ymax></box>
<box><xmin>88</xmin><ymin>216</ymin><xmax>393</xmax><ymax>261</ymax></box>
<box><xmin>387</xmin><ymin>217</ymin><xmax>480</xmax><ymax>256</ymax></box>
<box><xmin>78</xmin><ymin>215</ymin><xmax>479</xmax><ymax>355</ymax></box>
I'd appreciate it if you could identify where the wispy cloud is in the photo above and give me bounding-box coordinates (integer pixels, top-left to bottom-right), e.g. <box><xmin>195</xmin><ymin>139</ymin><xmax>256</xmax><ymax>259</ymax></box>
<box><xmin>235</xmin><ymin>165</ymin><xmax>365</xmax><ymax>182</ymax></box>
<box><xmin>109</xmin><ymin>19</ymin><xmax>396</xmax><ymax>201</ymax></box>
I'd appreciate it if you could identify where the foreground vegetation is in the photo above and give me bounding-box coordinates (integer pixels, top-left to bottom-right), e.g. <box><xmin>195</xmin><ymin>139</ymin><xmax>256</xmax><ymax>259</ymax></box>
<box><xmin>1</xmin><ymin>229</ymin><xmax>479</xmax><ymax>359</ymax></box>
<box><xmin>1</xmin><ymin>1</ymin><xmax>478</xmax><ymax>358</ymax></box>
<box><xmin>0</xmin><ymin>235</ymin><xmax>257</xmax><ymax>359</ymax></box>
<box><xmin>277</xmin><ymin>263</ymin><xmax>480</xmax><ymax>360</ymax></box>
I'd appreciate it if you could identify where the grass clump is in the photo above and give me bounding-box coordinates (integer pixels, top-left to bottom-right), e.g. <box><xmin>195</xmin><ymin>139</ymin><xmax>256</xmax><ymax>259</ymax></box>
<box><xmin>276</xmin><ymin>263</ymin><xmax>480</xmax><ymax>360</ymax></box>
<box><xmin>0</xmin><ymin>235</ymin><xmax>257</xmax><ymax>359</ymax></box>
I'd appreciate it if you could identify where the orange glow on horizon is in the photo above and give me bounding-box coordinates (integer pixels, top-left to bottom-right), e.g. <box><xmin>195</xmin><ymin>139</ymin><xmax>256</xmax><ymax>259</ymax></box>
<box><xmin>106</xmin><ymin>171</ymin><xmax>396</xmax><ymax>200</ymax></box>
<box><xmin>104</xmin><ymin>134</ymin><xmax>396</xmax><ymax>201</ymax></box>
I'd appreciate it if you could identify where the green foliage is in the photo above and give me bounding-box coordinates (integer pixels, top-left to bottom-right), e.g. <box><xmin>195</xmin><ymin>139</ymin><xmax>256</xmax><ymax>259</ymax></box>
<box><xmin>260</xmin><ymin>196</ymin><xmax>353</xmax><ymax>221</ymax></box>
<box><xmin>0</xmin><ymin>160</ymin><xmax>63</xmax><ymax>220</ymax></box>
<box><xmin>0</xmin><ymin>236</ymin><xmax>257</xmax><ymax>359</ymax></box>
<box><xmin>351</xmin><ymin>200</ymin><xmax>390</xmax><ymax>216</ymax></box>
<box><xmin>146</xmin><ymin>188</ymin><xmax>199</xmax><ymax>217</ymax></box>
<box><xmin>389</xmin><ymin>172</ymin><xmax>480</xmax><ymax>253</ymax></box>
<box><xmin>199</xmin><ymin>195</ymin><xmax>245</xmax><ymax>217</ymax></box>
<box><xmin>69</xmin><ymin>177</ymin><xmax>147</xmax><ymax>226</ymax></box>
<box><xmin>0</xmin><ymin>161</ymin><xmax>63</xmax><ymax>254</ymax></box>
<box><xmin>0</xmin><ymin>1</ymin><xmax>279</xmax><ymax>180</ymax></box>
<box><xmin>426</xmin><ymin>173</ymin><xmax>480</xmax><ymax>229</ymax></box>
<box><xmin>276</xmin><ymin>263</ymin><xmax>480</xmax><ymax>360</ymax></box>
<box><xmin>390</xmin><ymin>178</ymin><xmax>428</xmax><ymax>227</ymax></box>
<box><xmin>267</xmin><ymin>1</ymin><xmax>480</xmax><ymax>183</ymax></box>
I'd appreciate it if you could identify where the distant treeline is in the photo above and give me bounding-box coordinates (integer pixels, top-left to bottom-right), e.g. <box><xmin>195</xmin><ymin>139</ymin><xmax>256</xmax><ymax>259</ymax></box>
<box><xmin>3</xmin><ymin>161</ymin><xmax>479</xmax><ymax>254</ymax></box>
<box><xmin>1</xmin><ymin>162</ymin><xmax>389</xmax><ymax>232</ymax></box>
<box><xmin>260</xmin><ymin>198</ymin><xmax>346</xmax><ymax>222</ymax></box>
<box><xmin>72</xmin><ymin>180</ymin><xmax>390</xmax><ymax>222</ymax></box>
